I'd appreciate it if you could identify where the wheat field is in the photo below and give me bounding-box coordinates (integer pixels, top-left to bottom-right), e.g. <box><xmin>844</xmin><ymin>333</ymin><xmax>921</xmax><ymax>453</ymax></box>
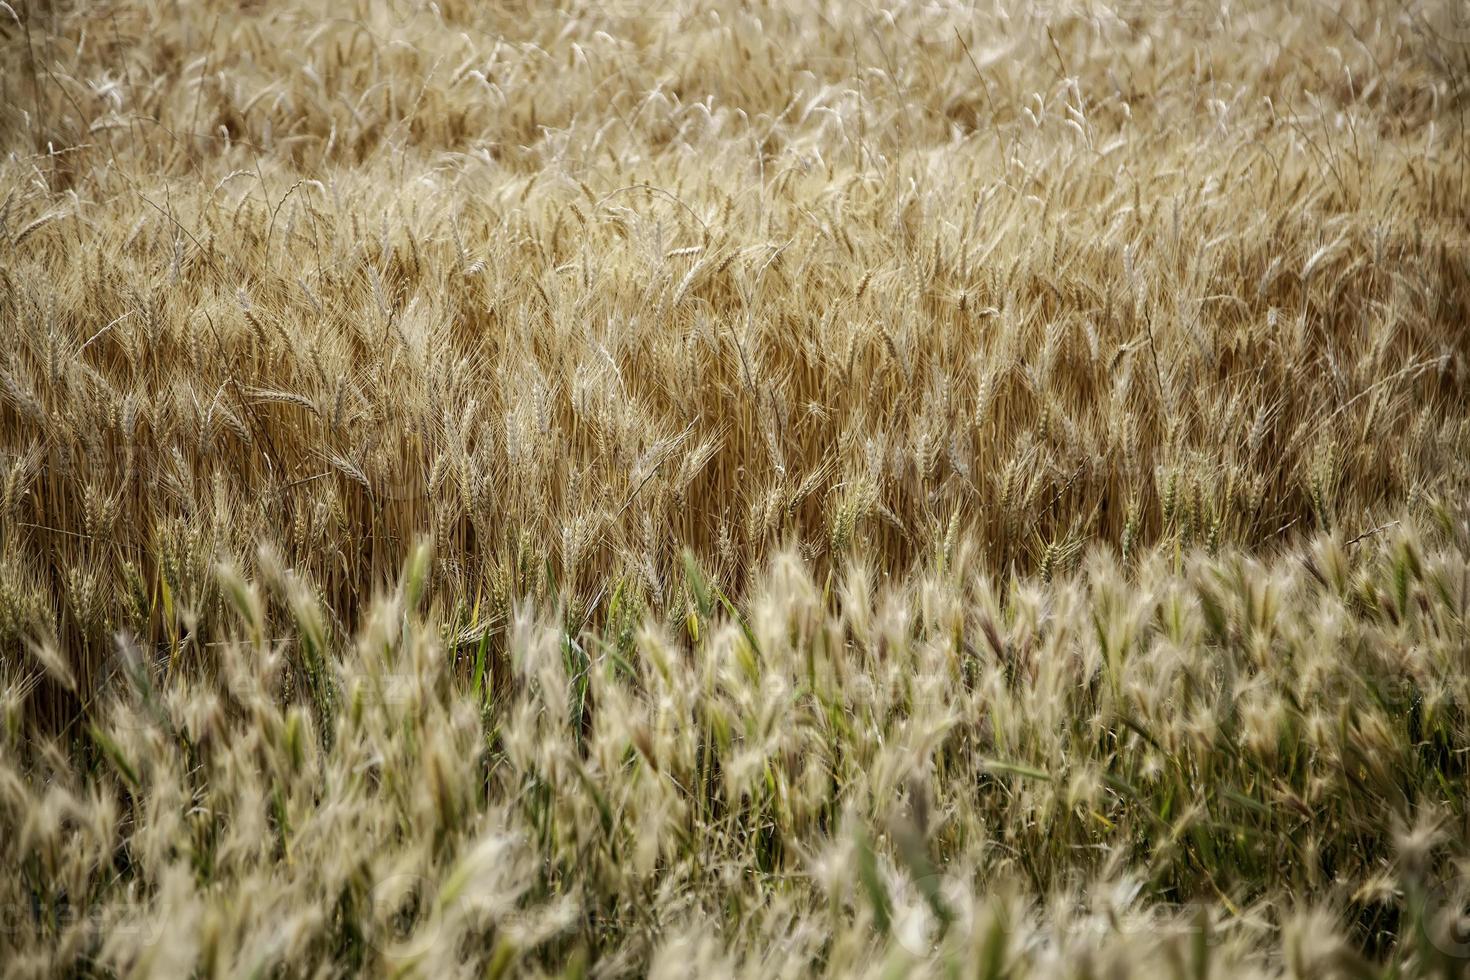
<box><xmin>2</xmin><ymin>0</ymin><xmax>1469</xmax><ymax>975</ymax></box>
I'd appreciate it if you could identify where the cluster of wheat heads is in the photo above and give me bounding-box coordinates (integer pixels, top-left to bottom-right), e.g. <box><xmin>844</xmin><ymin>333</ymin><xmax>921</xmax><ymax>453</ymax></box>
<box><xmin>2</xmin><ymin>0</ymin><xmax>1467</xmax><ymax>698</ymax></box>
<box><xmin>6</xmin><ymin>530</ymin><xmax>1470</xmax><ymax>976</ymax></box>
<box><xmin>1</xmin><ymin>0</ymin><xmax>1469</xmax><ymax>974</ymax></box>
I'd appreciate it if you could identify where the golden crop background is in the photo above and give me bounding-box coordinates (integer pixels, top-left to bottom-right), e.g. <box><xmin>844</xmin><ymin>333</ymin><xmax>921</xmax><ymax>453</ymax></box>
<box><xmin>2</xmin><ymin>0</ymin><xmax>1470</xmax><ymax>976</ymax></box>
